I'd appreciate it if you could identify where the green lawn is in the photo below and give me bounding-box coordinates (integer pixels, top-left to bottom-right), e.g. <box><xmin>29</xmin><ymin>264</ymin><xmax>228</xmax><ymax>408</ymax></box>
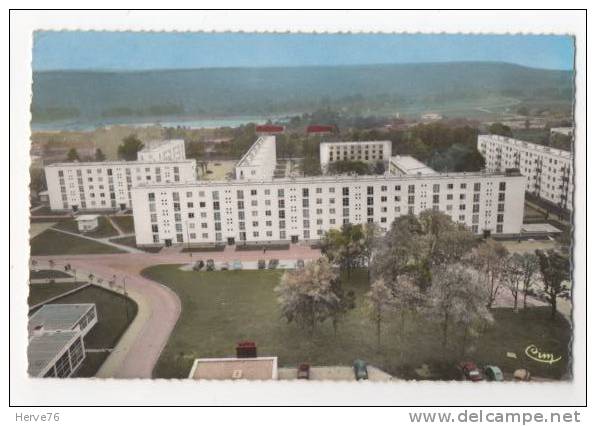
<box><xmin>47</xmin><ymin>286</ymin><xmax>138</xmax><ymax>349</ymax></box>
<box><xmin>110</xmin><ymin>215</ymin><xmax>135</xmax><ymax>234</ymax></box>
<box><xmin>28</xmin><ymin>282</ymin><xmax>88</xmax><ymax>306</ymax></box>
<box><xmin>142</xmin><ymin>266</ymin><xmax>572</xmax><ymax>380</ymax></box>
<box><xmin>30</xmin><ymin>229</ymin><xmax>125</xmax><ymax>255</ymax></box>
<box><xmin>29</xmin><ymin>269</ymin><xmax>72</xmax><ymax>279</ymax></box>
<box><xmin>108</xmin><ymin>236</ymin><xmax>162</xmax><ymax>253</ymax></box>
<box><xmin>73</xmin><ymin>351</ymin><xmax>110</xmax><ymax>378</ymax></box>
<box><xmin>53</xmin><ymin>216</ymin><xmax>119</xmax><ymax>238</ymax></box>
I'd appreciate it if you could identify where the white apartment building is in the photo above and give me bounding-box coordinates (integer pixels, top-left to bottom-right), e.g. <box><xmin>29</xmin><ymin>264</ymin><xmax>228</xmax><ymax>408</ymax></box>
<box><xmin>137</xmin><ymin>139</ymin><xmax>186</xmax><ymax>162</ymax></box>
<box><xmin>320</xmin><ymin>140</ymin><xmax>392</xmax><ymax>172</ymax></box>
<box><xmin>45</xmin><ymin>159</ymin><xmax>196</xmax><ymax>212</ymax></box>
<box><xmin>44</xmin><ymin>140</ymin><xmax>197</xmax><ymax>212</ymax></box>
<box><xmin>132</xmin><ymin>169</ymin><xmax>526</xmax><ymax>247</ymax></box>
<box><xmin>477</xmin><ymin>135</ymin><xmax>573</xmax><ymax>210</ymax></box>
<box><xmin>235</xmin><ymin>136</ymin><xmax>277</xmax><ymax>181</ymax></box>
<box><xmin>389</xmin><ymin>155</ymin><xmax>437</xmax><ymax>176</ymax></box>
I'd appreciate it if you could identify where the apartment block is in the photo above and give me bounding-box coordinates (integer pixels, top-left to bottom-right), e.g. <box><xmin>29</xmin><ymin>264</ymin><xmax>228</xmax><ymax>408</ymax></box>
<box><xmin>320</xmin><ymin>140</ymin><xmax>392</xmax><ymax>172</ymax></box>
<box><xmin>131</xmin><ymin>169</ymin><xmax>526</xmax><ymax>247</ymax></box>
<box><xmin>477</xmin><ymin>134</ymin><xmax>573</xmax><ymax>210</ymax></box>
<box><xmin>235</xmin><ymin>135</ymin><xmax>277</xmax><ymax>181</ymax></box>
<box><xmin>137</xmin><ymin>139</ymin><xmax>186</xmax><ymax>162</ymax></box>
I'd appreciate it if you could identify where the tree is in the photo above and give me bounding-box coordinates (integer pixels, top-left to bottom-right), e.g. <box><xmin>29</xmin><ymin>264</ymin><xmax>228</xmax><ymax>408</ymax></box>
<box><xmin>330</xmin><ymin>278</ymin><xmax>356</xmax><ymax>337</ymax></box>
<box><xmin>503</xmin><ymin>254</ymin><xmax>525</xmax><ymax>312</ymax></box>
<box><xmin>320</xmin><ymin>224</ymin><xmax>365</xmax><ymax>277</ymax></box>
<box><xmin>94</xmin><ymin>148</ymin><xmax>106</xmax><ymax>161</ymax></box>
<box><xmin>117</xmin><ymin>134</ymin><xmax>144</xmax><ymax>161</ymax></box>
<box><xmin>514</xmin><ymin>253</ymin><xmax>539</xmax><ymax>310</ymax></box>
<box><xmin>427</xmin><ymin>264</ymin><xmax>493</xmax><ymax>359</ymax></box>
<box><xmin>488</xmin><ymin>122</ymin><xmax>513</xmax><ymax>138</ymax></box>
<box><xmin>362</xmin><ymin>222</ymin><xmax>383</xmax><ymax>283</ymax></box>
<box><xmin>389</xmin><ymin>274</ymin><xmax>425</xmax><ymax>343</ymax></box>
<box><xmin>469</xmin><ymin>239</ymin><xmax>509</xmax><ymax>308</ymax></box>
<box><xmin>66</xmin><ymin>148</ymin><xmax>80</xmax><ymax>162</ymax></box>
<box><xmin>275</xmin><ymin>258</ymin><xmax>340</xmax><ymax>336</ymax></box>
<box><xmin>327</xmin><ymin>160</ymin><xmax>370</xmax><ymax>175</ymax></box>
<box><xmin>535</xmin><ymin>249</ymin><xmax>571</xmax><ymax>319</ymax></box>
<box><xmin>365</xmin><ymin>278</ymin><xmax>396</xmax><ymax>350</ymax></box>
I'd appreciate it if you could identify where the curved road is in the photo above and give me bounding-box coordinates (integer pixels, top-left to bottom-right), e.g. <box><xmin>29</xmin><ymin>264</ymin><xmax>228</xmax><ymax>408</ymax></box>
<box><xmin>32</xmin><ymin>245</ymin><xmax>320</xmax><ymax>378</ymax></box>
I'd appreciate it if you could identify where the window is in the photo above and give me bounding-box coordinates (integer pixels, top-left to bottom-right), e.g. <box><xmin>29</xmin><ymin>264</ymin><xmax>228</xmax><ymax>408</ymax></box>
<box><xmin>474</xmin><ymin>183</ymin><xmax>481</xmax><ymax>192</ymax></box>
<box><xmin>408</xmin><ymin>185</ymin><xmax>415</xmax><ymax>194</ymax></box>
<box><xmin>460</xmin><ymin>183</ymin><xmax>467</xmax><ymax>189</ymax></box>
<box><xmin>499</xmin><ymin>182</ymin><xmax>506</xmax><ymax>191</ymax></box>
<box><xmin>433</xmin><ymin>184</ymin><xmax>440</xmax><ymax>193</ymax></box>
<box><xmin>148</xmin><ymin>193</ymin><xmax>155</xmax><ymax>202</ymax></box>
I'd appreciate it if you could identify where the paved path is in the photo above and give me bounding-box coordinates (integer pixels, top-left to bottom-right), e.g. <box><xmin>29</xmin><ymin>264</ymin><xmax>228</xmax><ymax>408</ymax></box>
<box><xmin>31</xmin><ymin>244</ymin><xmax>322</xmax><ymax>378</ymax></box>
<box><xmin>106</xmin><ymin>215</ymin><xmax>126</xmax><ymax>236</ymax></box>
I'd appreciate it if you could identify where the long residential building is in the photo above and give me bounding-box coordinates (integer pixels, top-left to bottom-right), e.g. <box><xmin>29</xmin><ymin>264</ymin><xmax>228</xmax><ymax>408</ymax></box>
<box><xmin>44</xmin><ymin>140</ymin><xmax>196</xmax><ymax>212</ymax></box>
<box><xmin>131</xmin><ymin>169</ymin><xmax>526</xmax><ymax>247</ymax></box>
<box><xmin>477</xmin><ymin>134</ymin><xmax>573</xmax><ymax>210</ymax></box>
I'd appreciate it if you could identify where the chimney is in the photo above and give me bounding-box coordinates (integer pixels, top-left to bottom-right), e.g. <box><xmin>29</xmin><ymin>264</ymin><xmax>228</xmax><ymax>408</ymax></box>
<box><xmin>236</xmin><ymin>341</ymin><xmax>257</xmax><ymax>358</ymax></box>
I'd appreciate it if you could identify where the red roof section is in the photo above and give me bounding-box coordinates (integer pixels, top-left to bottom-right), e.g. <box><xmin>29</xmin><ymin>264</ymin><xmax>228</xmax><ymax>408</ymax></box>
<box><xmin>307</xmin><ymin>124</ymin><xmax>337</xmax><ymax>134</ymax></box>
<box><xmin>256</xmin><ymin>124</ymin><xmax>285</xmax><ymax>133</ymax></box>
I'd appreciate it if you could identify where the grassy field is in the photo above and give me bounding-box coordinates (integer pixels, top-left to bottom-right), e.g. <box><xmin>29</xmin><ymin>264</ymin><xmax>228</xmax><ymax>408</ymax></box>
<box><xmin>53</xmin><ymin>216</ymin><xmax>119</xmax><ymax>238</ymax></box>
<box><xmin>28</xmin><ymin>282</ymin><xmax>88</xmax><ymax>306</ymax></box>
<box><xmin>142</xmin><ymin>266</ymin><xmax>572</xmax><ymax>380</ymax></box>
<box><xmin>30</xmin><ymin>229</ymin><xmax>125</xmax><ymax>255</ymax></box>
<box><xmin>29</xmin><ymin>269</ymin><xmax>72</xmax><ymax>279</ymax></box>
<box><xmin>110</xmin><ymin>215</ymin><xmax>135</xmax><ymax>234</ymax></box>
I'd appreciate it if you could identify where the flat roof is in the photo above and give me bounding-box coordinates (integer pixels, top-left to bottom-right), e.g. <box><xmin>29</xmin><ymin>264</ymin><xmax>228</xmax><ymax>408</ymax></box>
<box><xmin>390</xmin><ymin>155</ymin><xmax>437</xmax><ymax>175</ymax></box>
<box><xmin>28</xmin><ymin>304</ymin><xmax>95</xmax><ymax>335</ymax></box>
<box><xmin>189</xmin><ymin>357</ymin><xmax>277</xmax><ymax>380</ymax></box>
<box><xmin>28</xmin><ymin>331</ymin><xmax>79</xmax><ymax>377</ymax></box>
<box><xmin>75</xmin><ymin>214</ymin><xmax>100</xmax><ymax>222</ymax></box>
<box><xmin>236</xmin><ymin>136</ymin><xmax>275</xmax><ymax>168</ymax></box>
<box><xmin>137</xmin><ymin>170</ymin><xmax>524</xmax><ymax>190</ymax></box>
<box><xmin>321</xmin><ymin>140</ymin><xmax>391</xmax><ymax>145</ymax></box>
<box><xmin>478</xmin><ymin>134</ymin><xmax>571</xmax><ymax>159</ymax></box>
<box><xmin>139</xmin><ymin>139</ymin><xmax>184</xmax><ymax>152</ymax></box>
<box><xmin>45</xmin><ymin>159</ymin><xmax>195</xmax><ymax>168</ymax></box>
<box><xmin>521</xmin><ymin>223</ymin><xmax>562</xmax><ymax>234</ymax></box>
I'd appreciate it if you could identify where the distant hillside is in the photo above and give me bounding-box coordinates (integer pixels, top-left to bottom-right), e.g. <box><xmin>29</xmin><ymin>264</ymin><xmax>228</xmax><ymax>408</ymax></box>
<box><xmin>31</xmin><ymin>62</ymin><xmax>573</xmax><ymax>125</ymax></box>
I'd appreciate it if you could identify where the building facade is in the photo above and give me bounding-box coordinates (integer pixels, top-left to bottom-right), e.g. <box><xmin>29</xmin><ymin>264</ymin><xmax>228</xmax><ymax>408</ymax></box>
<box><xmin>132</xmin><ymin>170</ymin><xmax>526</xmax><ymax>247</ymax></box>
<box><xmin>320</xmin><ymin>140</ymin><xmax>392</xmax><ymax>172</ymax></box>
<box><xmin>477</xmin><ymin>134</ymin><xmax>573</xmax><ymax>210</ymax></box>
<box><xmin>234</xmin><ymin>136</ymin><xmax>277</xmax><ymax>181</ymax></box>
<box><xmin>45</xmin><ymin>159</ymin><xmax>197</xmax><ymax>212</ymax></box>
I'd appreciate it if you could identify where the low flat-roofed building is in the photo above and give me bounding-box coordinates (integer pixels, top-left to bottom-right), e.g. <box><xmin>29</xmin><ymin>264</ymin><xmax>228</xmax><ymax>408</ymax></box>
<box><xmin>29</xmin><ymin>303</ymin><xmax>97</xmax><ymax>337</ymax></box>
<box><xmin>188</xmin><ymin>357</ymin><xmax>278</xmax><ymax>380</ymax></box>
<box><xmin>28</xmin><ymin>330</ymin><xmax>86</xmax><ymax>378</ymax></box>
<box><xmin>75</xmin><ymin>214</ymin><xmax>100</xmax><ymax>232</ymax></box>
<box><xmin>389</xmin><ymin>155</ymin><xmax>437</xmax><ymax>176</ymax></box>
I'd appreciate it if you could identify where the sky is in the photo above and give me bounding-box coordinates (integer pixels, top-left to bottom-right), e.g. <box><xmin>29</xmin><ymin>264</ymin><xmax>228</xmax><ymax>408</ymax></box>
<box><xmin>32</xmin><ymin>32</ymin><xmax>575</xmax><ymax>72</ymax></box>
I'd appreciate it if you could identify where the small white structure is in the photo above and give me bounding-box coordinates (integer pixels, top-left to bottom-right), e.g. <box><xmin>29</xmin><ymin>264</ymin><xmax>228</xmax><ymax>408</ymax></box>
<box><xmin>550</xmin><ymin>127</ymin><xmax>574</xmax><ymax>137</ymax></box>
<box><xmin>389</xmin><ymin>155</ymin><xmax>437</xmax><ymax>176</ymax></box>
<box><xmin>421</xmin><ymin>112</ymin><xmax>443</xmax><ymax>121</ymax></box>
<box><xmin>75</xmin><ymin>214</ymin><xmax>100</xmax><ymax>232</ymax></box>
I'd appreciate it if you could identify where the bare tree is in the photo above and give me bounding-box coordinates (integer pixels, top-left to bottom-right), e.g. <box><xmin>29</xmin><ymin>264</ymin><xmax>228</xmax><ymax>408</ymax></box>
<box><xmin>503</xmin><ymin>254</ymin><xmax>525</xmax><ymax>312</ymax></box>
<box><xmin>362</xmin><ymin>222</ymin><xmax>383</xmax><ymax>283</ymax></box>
<box><xmin>469</xmin><ymin>239</ymin><xmax>509</xmax><ymax>308</ymax></box>
<box><xmin>275</xmin><ymin>257</ymin><xmax>340</xmax><ymax>336</ymax></box>
<box><xmin>365</xmin><ymin>278</ymin><xmax>396</xmax><ymax>350</ymax></box>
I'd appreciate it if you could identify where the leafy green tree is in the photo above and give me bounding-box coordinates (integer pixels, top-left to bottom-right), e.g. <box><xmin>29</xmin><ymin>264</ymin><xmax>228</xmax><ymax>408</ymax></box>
<box><xmin>488</xmin><ymin>122</ymin><xmax>513</xmax><ymax>137</ymax></box>
<box><xmin>94</xmin><ymin>148</ymin><xmax>106</xmax><ymax>161</ymax></box>
<box><xmin>535</xmin><ymin>249</ymin><xmax>571</xmax><ymax>319</ymax></box>
<box><xmin>117</xmin><ymin>134</ymin><xmax>144</xmax><ymax>161</ymax></box>
<box><xmin>327</xmin><ymin>160</ymin><xmax>370</xmax><ymax>175</ymax></box>
<box><xmin>321</xmin><ymin>224</ymin><xmax>365</xmax><ymax>276</ymax></box>
<box><xmin>66</xmin><ymin>148</ymin><xmax>80</xmax><ymax>162</ymax></box>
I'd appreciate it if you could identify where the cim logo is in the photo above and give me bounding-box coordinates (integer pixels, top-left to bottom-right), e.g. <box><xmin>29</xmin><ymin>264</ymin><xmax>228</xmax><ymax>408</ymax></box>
<box><xmin>524</xmin><ymin>344</ymin><xmax>562</xmax><ymax>364</ymax></box>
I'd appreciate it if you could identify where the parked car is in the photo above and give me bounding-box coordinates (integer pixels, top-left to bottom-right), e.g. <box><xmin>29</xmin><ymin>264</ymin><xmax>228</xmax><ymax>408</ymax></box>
<box><xmin>513</xmin><ymin>368</ymin><xmax>531</xmax><ymax>381</ymax></box>
<box><xmin>296</xmin><ymin>259</ymin><xmax>305</xmax><ymax>269</ymax></box>
<box><xmin>233</xmin><ymin>260</ymin><xmax>243</xmax><ymax>270</ymax></box>
<box><xmin>459</xmin><ymin>362</ymin><xmax>483</xmax><ymax>381</ymax></box>
<box><xmin>353</xmin><ymin>359</ymin><xmax>368</xmax><ymax>380</ymax></box>
<box><xmin>192</xmin><ymin>260</ymin><xmax>205</xmax><ymax>271</ymax></box>
<box><xmin>268</xmin><ymin>259</ymin><xmax>279</xmax><ymax>269</ymax></box>
<box><xmin>297</xmin><ymin>363</ymin><xmax>310</xmax><ymax>380</ymax></box>
<box><xmin>258</xmin><ymin>259</ymin><xmax>266</xmax><ymax>270</ymax></box>
<box><xmin>220</xmin><ymin>261</ymin><xmax>230</xmax><ymax>271</ymax></box>
<box><xmin>484</xmin><ymin>365</ymin><xmax>504</xmax><ymax>381</ymax></box>
<box><xmin>205</xmin><ymin>259</ymin><xmax>215</xmax><ymax>271</ymax></box>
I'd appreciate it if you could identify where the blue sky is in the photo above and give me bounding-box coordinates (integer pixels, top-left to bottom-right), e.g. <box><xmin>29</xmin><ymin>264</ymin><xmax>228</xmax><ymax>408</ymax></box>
<box><xmin>33</xmin><ymin>32</ymin><xmax>574</xmax><ymax>71</ymax></box>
